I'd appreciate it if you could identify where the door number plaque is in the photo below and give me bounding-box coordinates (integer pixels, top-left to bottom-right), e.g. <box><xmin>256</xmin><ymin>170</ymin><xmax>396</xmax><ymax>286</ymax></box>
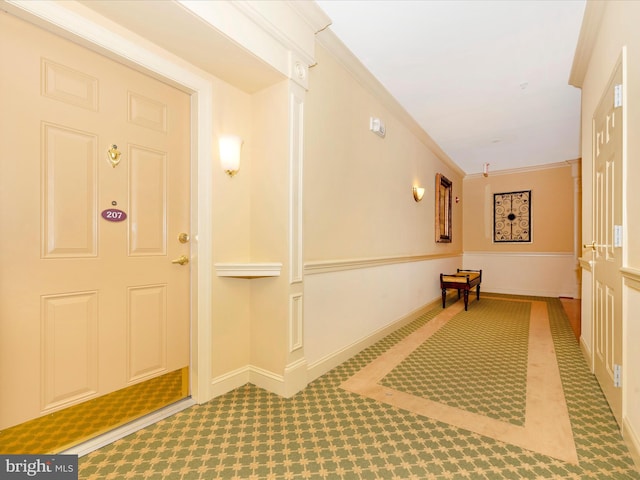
<box><xmin>101</xmin><ymin>208</ymin><xmax>127</xmax><ymax>222</ymax></box>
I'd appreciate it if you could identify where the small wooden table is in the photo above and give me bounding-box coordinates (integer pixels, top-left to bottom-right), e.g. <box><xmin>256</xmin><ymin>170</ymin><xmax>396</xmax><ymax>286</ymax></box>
<box><xmin>440</xmin><ymin>269</ymin><xmax>482</xmax><ymax>311</ymax></box>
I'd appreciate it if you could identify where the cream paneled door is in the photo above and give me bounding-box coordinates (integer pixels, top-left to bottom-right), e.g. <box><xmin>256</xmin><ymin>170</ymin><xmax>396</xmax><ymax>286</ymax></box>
<box><xmin>590</xmin><ymin>58</ymin><xmax>623</xmax><ymax>426</ymax></box>
<box><xmin>0</xmin><ymin>13</ymin><xmax>190</xmax><ymax>430</ymax></box>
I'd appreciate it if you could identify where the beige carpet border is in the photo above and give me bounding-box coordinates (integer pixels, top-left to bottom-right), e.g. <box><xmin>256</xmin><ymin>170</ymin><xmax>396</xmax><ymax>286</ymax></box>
<box><xmin>341</xmin><ymin>296</ymin><xmax>578</xmax><ymax>464</ymax></box>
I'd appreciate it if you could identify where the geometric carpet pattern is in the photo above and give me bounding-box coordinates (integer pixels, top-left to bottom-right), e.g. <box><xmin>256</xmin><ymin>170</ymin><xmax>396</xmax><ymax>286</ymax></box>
<box><xmin>346</xmin><ymin>296</ymin><xmax>576</xmax><ymax>462</ymax></box>
<box><xmin>79</xmin><ymin>295</ymin><xmax>640</xmax><ymax>479</ymax></box>
<box><xmin>380</xmin><ymin>298</ymin><xmax>530</xmax><ymax>426</ymax></box>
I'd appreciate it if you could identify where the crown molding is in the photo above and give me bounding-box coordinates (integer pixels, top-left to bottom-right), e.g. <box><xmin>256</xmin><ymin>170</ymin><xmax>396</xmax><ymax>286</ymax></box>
<box><xmin>463</xmin><ymin>159</ymin><xmax>579</xmax><ymax>179</ymax></box>
<box><xmin>569</xmin><ymin>0</ymin><xmax>607</xmax><ymax>88</ymax></box>
<box><xmin>285</xmin><ymin>0</ymin><xmax>332</xmax><ymax>35</ymax></box>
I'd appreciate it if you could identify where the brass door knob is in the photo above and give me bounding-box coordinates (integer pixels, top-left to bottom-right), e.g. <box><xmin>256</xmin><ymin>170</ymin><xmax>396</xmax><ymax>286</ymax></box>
<box><xmin>171</xmin><ymin>255</ymin><xmax>189</xmax><ymax>265</ymax></box>
<box><xmin>583</xmin><ymin>241</ymin><xmax>607</xmax><ymax>251</ymax></box>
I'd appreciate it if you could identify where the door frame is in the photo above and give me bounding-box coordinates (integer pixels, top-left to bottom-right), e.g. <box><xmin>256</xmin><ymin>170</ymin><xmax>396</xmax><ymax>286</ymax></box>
<box><xmin>3</xmin><ymin>1</ymin><xmax>213</xmax><ymax>404</ymax></box>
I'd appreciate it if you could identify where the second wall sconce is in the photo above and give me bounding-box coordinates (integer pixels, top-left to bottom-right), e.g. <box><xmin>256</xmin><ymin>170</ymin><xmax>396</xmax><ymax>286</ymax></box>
<box><xmin>483</xmin><ymin>162</ymin><xmax>490</xmax><ymax>177</ymax></box>
<box><xmin>413</xmin><ymin>186</ymin><xmax>425</xmax><ymax>202</ymax></box>
<box><xmin>219</xmin><ymin>135</ymin><xmax>243</xmax><ymax>177</ymax></box>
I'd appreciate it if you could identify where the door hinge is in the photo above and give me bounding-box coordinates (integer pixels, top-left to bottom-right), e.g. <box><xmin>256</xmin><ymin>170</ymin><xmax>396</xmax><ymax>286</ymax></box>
<box><xmin>614</xmin><ymin>225</ymin><xmax>623</xmax><ymax>247</ymax></box>
<box><xmin>614</xmin><ymin>84</ymin><xmax>623</xmax><ymax>108</ymax></box>
<box><xmin>614</xmin><ymin>364</ymin><xmax>622</xmax><ymax>387</ymax></box>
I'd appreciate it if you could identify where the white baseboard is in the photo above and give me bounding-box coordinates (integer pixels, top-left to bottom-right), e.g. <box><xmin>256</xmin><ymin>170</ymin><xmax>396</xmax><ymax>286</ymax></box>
<box><xmin>483</xmin><ymin>286</ymin><xmax>578</xmax><ymax>298</ymax></box>
<box><xmin>62</xmin><ymin>397</ymin><xmax>195</xmax><ymax>457</ymax></box>
<box><xmin>248</xmin><ymin>358</ymin><xmax>309</xmax><ymax>398</ymax></box>
<box><xmin>209</xmin><ymin>359</ymin><xmax>309</xmax><ymax>399</ymax></box>
<box><xmin>306</xmin><ymin>298</ymin><xmax>440</xmax><ymax>383</ymax></box>
<box><xmin>210</xmin><ymin>366</ymin><xmax>251</xmax><ymax>398</ymax></box>
<box><xmin>463</xmin><ymin>252</ymin><xmax>580</xmax><ymax>299</ymax></box>
<box><xmin>282</xmin><ymin>358</ymin><xmax>309</xmax><ymax>397</ymax></box>
<box><xmin>208</xmin><ymin>299</ymin><xmax>440</xmax><ymax>399</ymax></box>
<box><xmin>247</xmin><ymin>365</ymin><xmax>285</xmax><ymax>395</ymax></box>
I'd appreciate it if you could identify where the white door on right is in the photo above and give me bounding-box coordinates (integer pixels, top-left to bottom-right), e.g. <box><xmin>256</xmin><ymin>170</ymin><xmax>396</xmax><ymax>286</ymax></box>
<box><xmin>591</xmin><ymin>56</ymin><xmax>623</xmax><ymax>426</ymax></box>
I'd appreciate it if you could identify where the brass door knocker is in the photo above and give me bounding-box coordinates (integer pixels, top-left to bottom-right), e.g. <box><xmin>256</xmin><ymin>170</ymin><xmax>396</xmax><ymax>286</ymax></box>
<box><xmin>107</xmin><ymin>144</ymin><xmax>122</xmax><ymax>168</ymax></box>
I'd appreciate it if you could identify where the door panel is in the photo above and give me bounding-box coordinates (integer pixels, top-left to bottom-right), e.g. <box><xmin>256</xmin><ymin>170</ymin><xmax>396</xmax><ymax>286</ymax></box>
<box><xmin>41</xmin><ymin>291</ymin><xmax>99</xmax><ymax>410</ymax></box>
<box><xmin>591</xmin><ymin>58</ymin><xmax>623</xmax><ymax>425</ymax></box>
<box><xmin>127</xmin><ymin>285</ymin><xmax>167</xmax><ymax>382</ymax></box>
<box><xmin>0</xmin><ymin>11</ymin><xmax>190</xmax><ymax>438</ymax></box>
<box><xmin>129</xmin><ymin>145</ymin><xmax>167</xmax><ymax>255</ymax></box>
<box><xmin>42</xmin><ymin>123</ymin><xmax>99</xmax><ymax>257</ymax></box>
<box><xmin>41</xmin><ymin>58</ymin><xmax>100</xmax><ymax>111</ymax></box>
<box><xmin>128</xmin><ymin>92</ymin><xmax>167</xmax><ymax>132</ymax></box>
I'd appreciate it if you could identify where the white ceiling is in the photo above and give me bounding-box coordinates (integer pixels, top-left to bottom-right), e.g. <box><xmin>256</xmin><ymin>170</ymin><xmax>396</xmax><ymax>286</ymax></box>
<box><xmin>315</xmin><ymin>0</ymin><xmax>586</xmax><ymax>175</ymax></box>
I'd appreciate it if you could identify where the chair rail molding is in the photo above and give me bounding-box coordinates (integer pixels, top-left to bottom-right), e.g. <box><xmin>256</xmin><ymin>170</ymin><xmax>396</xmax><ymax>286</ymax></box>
<box><xmin>621</xmin><ymin>267</ymin><xmax>640</xmax><ymax>291</ymax></box>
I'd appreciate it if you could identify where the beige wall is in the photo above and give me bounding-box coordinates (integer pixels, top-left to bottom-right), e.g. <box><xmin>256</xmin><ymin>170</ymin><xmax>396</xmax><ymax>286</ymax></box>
<box><xmin>462</xmin><ymin>164</ymin><xmax>579</xmax><ymax>298</ymax></box>
<box><xmin>304</xmin><ymin>45</ymin><xmax>463</xmax><ymax>262</ymax></box>
<box><xmin>462</xmin><ymin>166</ymin><xmax>580</xmax><ymax>298</ymax></box>
<box><xmin>210</xmin><ymin>77</ymin><xmax>253</xmax><ymax>378</ymax></box>
<box><xmin>211</xmin><ymin>77</ymin><xmax>302</xmax><ymax>387</ymax></box>
<box><xmin>303</xmin><ymin>43</ymin><xmax>464</xmax><ymax>374</ymax></box>
<box><xmin>576</xmin><ymin>0</ymin><xmax>640</xmax><ymax>464</ymax></box>
<box><xmin>463</xmin><ymin>165</ymin><xmax>575</xmax><ymax>253</ymax></box>
<box><xmin>249</xmin><ymin>81</ymin><xmax>290</xmax><ymax>374</ymax></box>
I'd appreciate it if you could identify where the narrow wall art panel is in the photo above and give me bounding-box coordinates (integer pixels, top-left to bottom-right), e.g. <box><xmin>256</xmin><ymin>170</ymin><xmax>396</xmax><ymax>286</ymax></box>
<box><xmin>493</xmin><ymin>190</ymin><xmax>531</xmax><ymax>242</ymax></box>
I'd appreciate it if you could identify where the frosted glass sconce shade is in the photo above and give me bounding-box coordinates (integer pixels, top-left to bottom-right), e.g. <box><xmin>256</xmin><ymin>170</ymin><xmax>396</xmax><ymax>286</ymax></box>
<box><xmin>219</xmin><ymin>135</ymin><xmax>243</xmax><ymax>177</ymax></box>
<box><xmin>413</xmin><ymin>186</ymin><xmax>425</xmax><ymax>202</ymax></box>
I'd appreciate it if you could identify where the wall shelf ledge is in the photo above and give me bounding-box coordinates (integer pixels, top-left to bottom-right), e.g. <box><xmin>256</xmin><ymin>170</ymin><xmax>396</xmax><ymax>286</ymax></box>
<box><xmin>215</xmin><ymin>263</ymin><xmax>282</xmax><ymax>278</ymax></box>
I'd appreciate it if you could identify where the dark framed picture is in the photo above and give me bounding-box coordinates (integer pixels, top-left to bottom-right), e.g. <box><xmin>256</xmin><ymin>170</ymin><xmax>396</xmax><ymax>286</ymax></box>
<box><xmin>435</xmin><ymin>173</ymin><xmax>452</xmax><ymax>243</ymax></box>
<box><xmin>493</xmin><ymin>190</ymin><xmax>531</xmax><ymax>242</ymax></box>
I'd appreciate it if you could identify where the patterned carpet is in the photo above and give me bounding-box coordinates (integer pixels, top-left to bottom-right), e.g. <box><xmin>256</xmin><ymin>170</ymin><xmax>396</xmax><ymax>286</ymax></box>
<box><xmin>380</xmin><ymin>299</ymin><xmax>531</xmax><ymax>426</ymax></box>
<box><xmin>79</xmin><ymin>295</ymin><xmax>640</xmax><ymax>479</ymax></box>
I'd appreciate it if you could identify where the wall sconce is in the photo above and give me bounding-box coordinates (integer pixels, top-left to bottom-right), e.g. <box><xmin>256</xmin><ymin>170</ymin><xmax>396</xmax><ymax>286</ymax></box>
<box><xmin>483</xmin><ymin>162</ymin><xmax>490</xmax><ymax>177</ymax></box>
<box><xmin>412</xmin><ymin>186</ymin><xmax>425</xmax><ymax>202</ymax></box>
<box><xmin>219</xmin><ymin>135</ymin><xmax>243</xmax><ymax>177</ymax></box>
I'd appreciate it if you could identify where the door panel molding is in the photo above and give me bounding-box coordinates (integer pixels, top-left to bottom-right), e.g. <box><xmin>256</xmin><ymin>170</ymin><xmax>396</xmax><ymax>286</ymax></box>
<box><xmin>128</xmin><ymin>145</ymin><xmax>167</xmax><ymax>256</ymax></box>
<box><xmin>42</xmin><ymin>123</ymin><xmax>98</xmax><ymax>257</ymax></box>
<box><xmin>41</xmin><ymin>291</ymin><xmax>99</xmax><ymax>411</ymax></box>
<box><xmin>41</xmin><ymin>58</ymin><xmax>99</xmax><ymax>111</ymax></box>
<box><xmin>127</xmin><ymin>91</ymin><xmax>167</xmax><ymax>132</ymax></box>
<box><xmin>127</xmin><ymin>285</ymin><xmax>167</xmax><ymax>383</ymax></box>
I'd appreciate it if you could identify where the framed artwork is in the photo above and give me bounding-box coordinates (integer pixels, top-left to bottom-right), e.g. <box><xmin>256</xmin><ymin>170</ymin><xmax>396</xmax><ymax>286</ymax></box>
<box><xmin>435</xmin><ymin>173</ymin><xmax>452</xmax><ymax>243</ymax></box>
<box><xmin>493</xmin><ymin>190</ymin><xmax>531</xmax><ymax>242</ymax></box>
